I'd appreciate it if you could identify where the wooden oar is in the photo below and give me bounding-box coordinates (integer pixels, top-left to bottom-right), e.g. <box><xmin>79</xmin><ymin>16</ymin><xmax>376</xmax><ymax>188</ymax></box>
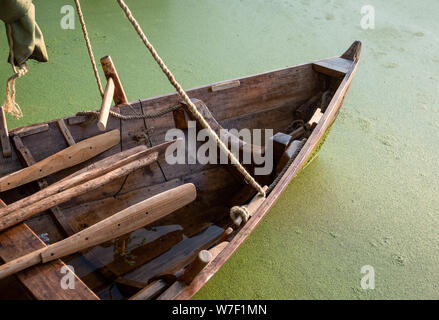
<box><xmin>0</xmin><ymin>140</ymin><xmax>177</xmax><ymax>219</ymax></box>
<box><xmin>0</xmin><ymin>183</ymin><xmax>196</xmax><ymax>280</ymax></box>
<box><xmin>0</xmin><ymin>129</ymin><xmax>120</xmax><ymax>192</ymax></box>
<box><xmin>0</xmin><ymin>153</ymin><xmax>159</xmax><ymax>231</ymax></box>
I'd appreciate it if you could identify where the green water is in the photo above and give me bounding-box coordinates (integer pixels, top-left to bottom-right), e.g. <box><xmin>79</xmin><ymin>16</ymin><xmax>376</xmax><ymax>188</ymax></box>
<box><xmin>1</xmin><ymin>0</ymin><xmax>438</xmax><ymax>299</ymax></box>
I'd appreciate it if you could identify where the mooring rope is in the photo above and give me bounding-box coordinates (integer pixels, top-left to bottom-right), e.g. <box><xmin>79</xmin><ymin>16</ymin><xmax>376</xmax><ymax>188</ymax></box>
<box><xmin>2</xmin><ymin>24</ymin><xmax>28</xmax><ymax>119</ymax></box>
<box><xmin>73</xmin><ymin>0</ymin><xmax>105</xmax><ymax>98</ymax></box>
<box><xmin>115</xmin><ymin>0</ymin><xmax>265</xmax><ymax>196</ymax></box>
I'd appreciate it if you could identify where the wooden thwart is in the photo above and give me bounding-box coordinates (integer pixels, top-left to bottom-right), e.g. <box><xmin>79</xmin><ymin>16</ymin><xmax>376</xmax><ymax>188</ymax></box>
<box><xmin>0</xmin><ymin>183</ymin><xmax>197</xmax><ymax>280</ymax></box>
<box><xmin>0</xmin><ymin>129</ymin><xmax>120</xmax><ymax>192</ymax></box>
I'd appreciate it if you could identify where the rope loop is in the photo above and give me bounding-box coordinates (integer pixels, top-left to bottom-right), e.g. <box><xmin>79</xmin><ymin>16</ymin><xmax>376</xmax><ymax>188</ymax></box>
<box><xmin>230</xmin><ymin>205</ymin><xmax>250</xmax><ymax>225</ymax></box>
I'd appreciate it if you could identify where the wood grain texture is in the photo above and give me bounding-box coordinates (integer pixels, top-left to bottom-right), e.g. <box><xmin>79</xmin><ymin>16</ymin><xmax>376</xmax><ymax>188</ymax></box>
<box><xmin>98</xmin><ymin>78</ymin><xmax>116</xmax><ymax>131</ymax></box>
<box><xmin>0</xmin><ymin>107</ymin><xmax>11</xmax><ymax>158</ymax></box>
<box><xmin>0</xmin><ymin>129</ymin><xmax>121</xmax><ymax>192</ymax></box>
<box><xmin>0</xmin><ymin>184</ymin><xmax>196</xmax><ymax>279</ymax></box>
<box><xmin>176</xmin><ymin>41</ymin><xmax>361</xmax><ymax>300</ymax></box>
<box><xmin>57</xmin><ymin>119</ymin><xmax>76</xmax><ymax>146</ymax></box>
<box><xmin>0</xmin><ymin>198</ymin><xmax>98</xmax><ymax>300</ymax></box>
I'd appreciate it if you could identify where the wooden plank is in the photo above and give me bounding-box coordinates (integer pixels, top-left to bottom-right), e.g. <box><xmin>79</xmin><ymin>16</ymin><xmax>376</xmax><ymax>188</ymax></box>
<box><xmin>10</xmin><ymin>123</ymin><xmax>49</xmax><ymax>138</ymax></box>
<box><xmin>12</xmin><ymin>135</ymin><xmax>75</xmax><ymax>236</ymax></box>
<box><xmin>176</xmin><ymin>41</ymin><xmax>362</xmax><ymax>300</ymax></box>
<box><xmin>129</xmin><ymin>279</ymin><xmax>167</xmax><ymax>300</ymax></box>
<box><xmin>0</xmin><ymin>184</ymin><xmax>197</xmax><ymax>279</ymax></box>
<box><xmin>0</xmin><ymin>198</ymin><xmax>98</xmax><ymax>300</ymax></box>
<box><xmin>57</xmin><ymin>119</ymin><xmax>76</xmax><ymax>146</ymax></box>
<box><xmin>0</xmin><ymin>129</ymin><xmax>120</xmax><ymax>192</ymax></box>
<box><xmin>0</xmin><ymin>107</ymin><xmax>11</xmax><ymax>158</ymax></box>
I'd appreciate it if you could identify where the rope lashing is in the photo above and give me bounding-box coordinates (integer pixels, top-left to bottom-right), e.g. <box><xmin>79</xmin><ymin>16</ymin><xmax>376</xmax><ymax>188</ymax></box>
<box><xmin>115</xmin><ymin>0</ymin><xmax>265</xmax><ymax>197</ymax></box>
<box><xmin>73</xmin><ymin>0</ymin><xmax>105</xmax><ymax>98</ymax></box>
<box><xmin>266</xmin><ymin>138</ymin><xmax>307</xmax><ymax>194</ymax></box>
<box><xmin>2</xmin><ymin>24</ymin><xmax>28</xmax><ymax>119</ymax></box>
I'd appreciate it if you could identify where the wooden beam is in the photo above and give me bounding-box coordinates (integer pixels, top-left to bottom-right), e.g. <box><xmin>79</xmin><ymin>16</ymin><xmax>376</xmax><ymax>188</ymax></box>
<box><xmin>0</xmin><ymin>198</ymin><xmax>98</xmax><ymax>300</ymax></box>
<box><xmin>0</xmin><ymin>106</ymin><xmax>11</xmax><ymax>157</ymax></box>
<box><xmin>11</xmin><ymin>135</ymin><xmax>75</xmax><ymax>236</ymax></box>
<box><xmin>97</xmin><ymin>78</ymin><xmax>115</xmax><ymax>132</ymax></box>
<box><xmin>57</xmin><ymin>119</ymin><xmax>76</xmax><ymax>146</ymax></box>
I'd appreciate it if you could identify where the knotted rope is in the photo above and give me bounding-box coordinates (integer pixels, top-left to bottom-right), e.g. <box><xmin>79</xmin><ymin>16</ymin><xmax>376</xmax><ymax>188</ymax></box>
<box><xmin>115</xmin><ymin>0</ymin><xmax>265</xmax><ymax>197</ymax></box>
<box><xmin>73</xmin><ymin>0</ymin><xmax>104</xmax><ymax>98</ymax></box>
<box><xmin>2</xmin><ymin>24</ymin><xmax>28</xmax><ymax>119</ymax></box>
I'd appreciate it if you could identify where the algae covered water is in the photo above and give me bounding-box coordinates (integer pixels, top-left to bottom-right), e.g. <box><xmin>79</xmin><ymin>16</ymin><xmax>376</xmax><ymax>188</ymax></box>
<box><xmin>0</xmin><ymin>0</ymin><xmax>437</xmax><ymax>299</ymax></box>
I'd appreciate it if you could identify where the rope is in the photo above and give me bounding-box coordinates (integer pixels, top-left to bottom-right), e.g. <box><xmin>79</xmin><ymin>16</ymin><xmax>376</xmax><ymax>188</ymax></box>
<box><xmin>73</xmin><ymin>0</ymin><xmax>105</xmax><ymax>98</ymax></box>
<box><xmin>267</xmin><ymin>138</ymin><xmax>307</xmax><ymax>194</ymax></box>
<box><xmin>115</xmin><ymin>0</ymin><xmax>265</xmax><ymax>197</ymax></box>
<box><xmin>2</xmin><ymin>24</ymin><xmax>28</xmax><ymax>119</ymax></box>
<box><xmin>76</xmin><ymin>103</ymin><xmax>182</xmax><ymax>120</ymax></box>
<box><xmin>230</xmin><ymin>205</ymin><xmax>250</xmax><ymax>225</ymax></box>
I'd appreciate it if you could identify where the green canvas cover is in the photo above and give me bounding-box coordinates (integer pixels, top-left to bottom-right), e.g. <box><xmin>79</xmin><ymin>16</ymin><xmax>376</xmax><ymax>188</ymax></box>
<box><xmin>0</xmin><ymin>0</ymin><xmax>48</xmax><ymax>65</ymax></box>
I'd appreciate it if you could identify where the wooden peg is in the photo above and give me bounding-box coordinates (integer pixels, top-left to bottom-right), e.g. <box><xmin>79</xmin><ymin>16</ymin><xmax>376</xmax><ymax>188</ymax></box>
<box><xmin>100</xmin><ymin>55</ymin><xmax>128</xmax><ymax>105</ymax></box>
<box><xmin>0</xmin><ymin>107</ymin><xmax>11</xmax><ymax>157</ymax></box>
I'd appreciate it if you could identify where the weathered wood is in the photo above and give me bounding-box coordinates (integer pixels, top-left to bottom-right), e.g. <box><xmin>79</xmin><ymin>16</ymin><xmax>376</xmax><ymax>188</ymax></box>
<box><xmin>230</xmin><ymin>186</ymin><xmax>268</xmax><ymax>227</ymax></box>
<box><xmin>11</xmin><ymin>135</ymin><xmax>75</xmax><ymax>236</ymax></box>
<box><xmin>100</xmin><ymin>55</ymin><xmax>128</xmax><ymax>106</ymax></box>
<box><xmin>306</xmin><ymin>108</ymin><xmax>324</xmax><ymax>129</ymax></box>
<box><xmin>0</xmin><ymin>141</ymin><xmax>176</xmax><ymax>219</ymax></box>
<box><xmin>10</xmin><ymin>123</ymin><xmax>49</xmax><ymax>138</ymax></box>
<box><xmin>179</xmin><ymin>250</ymin><xmax>212</xmax><ymax>285</ymax></box>
<box><xmin>114</xmin><ymin>277</ymin><xmax>147</xmax><ymax>296</ymax></box>
<box><xmin>177</xmin><ymin>41</ymin><xmax>361</xmax><ymax>300</ymax></box>
<box><xmin>0</xmin><ymin>129</ymin><xmax>121</xmax><ymax>192</ymax></box>
<box><xmin>313</xmin><ymin>57</ymin><xmax>353</xmax><ymax>78</ymax></box>
<box><xmin>210</xmin><ymin>79</ymin><xmax>241</xmax><ymax>92</ymax></box>
<box><xmin>275</xmin><ymin>140</ymin><xmax>305</xmax><ymax>175</ymax></box>
<box><xmin>218</xmin><ymin>227</ymin><xmax>233</xmax><ymax>243</ymax></box>
<box><xmin>208</xmin><ymin>241</ymin><xmax>229</xmax><ymax>260</ymax></box>
<box><xmin>57</xmin><ymin>119</ymin><xmax>76</xmax><ymax>146</ymax></box>
<box><xmin>0</xmin><ymin>184</ymin><xmax>197</xmax><ymax>280</ymax></box>
<box><xmin>98</xmin><ymin>78</ymin><xmax>116</xmax><ymax>131</ymax></box>
<box><xmin>0</xmin><ymin>106</ymin><xmax>11</xmax><ymax>157</ymax></box>
<box><xmin>0</xmin><ymin>152</ymin><xmax>160</xmax><ymax>231</ymax></box>
<box><xmin>129</xmin><ymin>279</ymin><xmax>167</xmax><ymax>300</ymax></box>
<box><xmin>0</xmin><ymin>41</ymin><xmax>361</xmax><ymax>300</ymax></box>
<box><xmin>0</xmin><ymin>198</ymin><xmax>98</xmax><ymax>300</ymax></box>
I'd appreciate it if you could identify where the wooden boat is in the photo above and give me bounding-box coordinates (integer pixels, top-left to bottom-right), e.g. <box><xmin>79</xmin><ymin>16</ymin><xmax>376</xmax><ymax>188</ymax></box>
<box><xmin>0</xmin><ymin>41</ymin><xmax>361</xmax><ymax>300</ymax></box>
